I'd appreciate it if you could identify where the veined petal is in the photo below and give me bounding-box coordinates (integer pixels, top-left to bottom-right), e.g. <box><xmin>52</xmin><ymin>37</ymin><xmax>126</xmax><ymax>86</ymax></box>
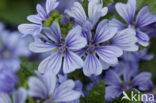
<box><xmin>0</xmin><ymin>93</ymin><xmax>11</xmax><ymax>103</ymax></box>
<box><xmin>105</xmin><ymin>70</ymin><xmax>121</xmax><ymax>85</ymax></box>
<box><xmin>96</xmin><ymin>46</ymin><xmax>123</xmax><ymax>64</ymax></box>
<box><xmin>83</xmin><ymin>53</ymin><xmax>102</xmax><ymax>77</ymax></box>
<box><xmin>131</xmin><ymin>72</ymin><xmax>152</xmax><ymax>91</ymax></box>
<box><xmin>94</xmin><ymin>19</ymin><xmax>117</xmax><ymax>44</ymax></box>
<box><xmin>38</xmin><ymin>52</ymin><xmax>62</xmax><ymax>74</ymax></box>
<box><xmin>109</xmin><ymin>19</ymin><xmax>126</xmax><ymax>31</ymax></box>
<box><xmin>136</xmin><ymin>31</ymin><xmax>150</xmax><ymax>47</ymax></box>
<box><xmin>88</xmin><ymin>0</ymin><xmax>108</xmax><ymax>26</ymax></box>
<box><xmin>42</xmin><ymin>71</ymin><xmax>56</xmax><ymax>95</ymax></box>
<box><xmin>18</xmin><ymin>24</ymin><xmax>41</xmax><ymax>36</ymax></box>
<box><xmin>111</xmin><ymin>28</ymin><xmax>138</xmax><ymax>51</ymax></box>
<box><xmin>27</xmin><ymin>15</ymin><xmax>43</xmax><ymax>24</ymax></box>
<box><xmin>66</xmin><ymin>26</ymin><xmax>87</xmax><ymax>50</ymax></box>
<box><xmin>63</xmin><ymin>51</ymin><xmax>83</xmax><ymax>73</ymax></box>
<box><xmin>65</xmin><ymin>2</ymin><xmax>87</xmax><ymax>24</ymax></box>
<box><xmin>136</xmin><ymin>6</ymin><xmax>156</xmax><ymax>28</ymax></box>
<box><xmin>29</xmin><ymin>39</ymin><xmax>56</xmax><ymax>53</ymax></box>
<box><xmin>28</xmin><ymin>77</ymin><xmax>48</xmax><ymax>99</ymax></box>
<box><xmin>13</xmin><ymin>88</ymin><xmax>27</xmax><ymax>103</ymax></box>
<box><xmin>105</xmin><ymin>86</ymin><xmax>122</xmax><ymax>101</ymax></box>
<box><xmin>36</xmin><ymin>4</ymin><xmax>47</xmax><ymax>19</ymax></box>
<box><xmin>53</xmin><ymin>80</ymin><xmax>80</xmax><ymax>102</ymax></box>
<box><xmin>46</xmin><ymin>0</ymin><xmax>59</xmax><ymax>14</ymax></box>
<box><xmin>115</xmin><ymin>0</ymin><xmax>136</xmax><ymax>24</ymax></box>
<box><xmin>43</xmin><ymin>22</ymin><xmax>62</xmax><ymax>42</ymax></box>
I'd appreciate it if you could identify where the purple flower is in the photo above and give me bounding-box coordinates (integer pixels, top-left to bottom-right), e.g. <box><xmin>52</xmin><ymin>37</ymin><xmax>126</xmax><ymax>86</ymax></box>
<box><xmin>29</xmin><ymin>22</ymin><xmax>87</xmax><ymax>74</ymax></box>
<box><xmin>105</xmin><ymin>69</ymin><xmax>152</xmax><ymax>101</ymax></box>
<box><xmin>18</xmin><ymin>0</ymin><xmax>59</xmax><ymax>37</ymax></box>
<box><xmin>110</xmin><ymin>0</ymin><xmax>156</xmax><ymax>47</ymax></box>
<box><xmin>0</xmin><ymin>87</ymin><xmax>27</xmax><ymax>103</ymax></box>
<box><xmin>65</xmin><ymin>0</ymin><xmax>108</xmax><ymax>28</ymax></box>
<box><xmin>0</xmin><ymin>26</ymin><xmax>30</xmax><ymax>71</ymax></box>
<box><xmin>0</xmin><ymin>68</ymin><xmax>18</xmax><ymax>93</ymax></box>
<box><xmin>28</xmin><ymin>71</ymin><xmax>81</xmax><ymax>103</ymax></box>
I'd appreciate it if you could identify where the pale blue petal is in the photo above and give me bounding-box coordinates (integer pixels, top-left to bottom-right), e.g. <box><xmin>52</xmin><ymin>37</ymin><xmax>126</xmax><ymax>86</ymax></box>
<box><xmin>18</xmin><ymin>24</ymin><xmax>41</xmax><ymax>36</ymax></box>
<box><xmin>0</xmin><ymin>93</ymin><xmax>11</xmax><ymax>103</ymax></box>
<box><xmin>109</xmin><ymin>19</ymin><xmax>126</xmax><ymax>31</ymax></box>
<box><xmin>65</xmin><ymin>2</ymin><xmax>87</xmax><ymax>24</ymax></box>
<box><xmin>96</xmin><ymin>46</ymin><xmax>123</xmax><ymax>64</ymax></box>
<box><xmin>94</xmin><ymin>19</ymin><xmax>117</xmax><ymax>44</ymax></box>
<box><xmin>63</xmin><ymin>51</ymin><xmax>83</xmax><ymax>73</ymax></box>
<box><xmin>36</xmin><ymin>4</ymin><xmax>47</xmax><ymax>19</ymax></box>
<box><xmin>115</xmin><ymin>0</ymin><xmax>136</xmax><ymax>24</ymax></box>
<box><xmin>46</xmin><ymin>0</ymin><xmax>59</xmax><ymax>14</ymax></box>
<box><xmin>28</xmin><ymin>77</ymin><xmax>48</xmax><ymax>99</ymax></box>
<box><xmin>43</xmin><ymin>22</ymin><xmax>62</xmax><ymax>42</ymax></box>
<box><xmin>42</xmin><ymin>71</ymin><xmax>56</xmax><ymax>95</ymax></box>
<box><xmin>136</xmin><ymin>31</ymin><xmax>150</xmax><ymax>47</ymax></box>
<box><xmin>29</xmin><ymin>39</ymin><xmax>56</xmax><ymax>53</ymax></box>
<box><xmin>83</xmin><ymin>53</ymin><xmax>102</xmax><ymax>77</ymax></box>
<box><xmin>53</xmin><ymin>80</ymin><xmax>80</xmax><ymax>102</ymax></box>
<box><xmin>111</xmin><ymin>28</ymin><xmax>138</xmax><ymax>51</ymax></box>
<box><xmin>136</xmin><ymin>6</ymin><xmax>156</xmax><ymax>28</ymax></box>
<box><xmin>38</xmin><ymin>52</ymin><xmax>62</xmax><ymax>74</ymax></box>
<box><xmin>13</xmin><ymin>87</ymin><xmax>27</xmax><ymax>103</ymax></box>
<box><xmin>27</xmin><ymin>15</ymin><xmax>43</xmax><ymax>24</ymax></box>
<box><xmin>66</xmin><ymin>26</ymin><xmax>87</xmax><ymax>50</ymax></box>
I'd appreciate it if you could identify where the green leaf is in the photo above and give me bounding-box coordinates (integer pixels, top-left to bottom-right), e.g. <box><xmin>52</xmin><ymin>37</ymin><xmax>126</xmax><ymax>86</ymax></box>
<box><xmin>80</xmin><ymin>80</ymin><xmax>105</xmax><ymax>103</ymax></box>
<box><xmin>68</xmin><ymin>70</ymin><xmax>90</xmax><ymax>85</ymax></box>
<box><xmin>0</xmin><ymin>0</ymin><xmax>38</xmax><ymax>25</ymax></box>
<box><xmin>17</xmin><ymin>57</ymin><xmax>39</xmax><ymax>87</ymax></box>
<box><xmin>82</xmin><ymin>0</ymin><xmax>88</xmax><ymax>16</ymax></box>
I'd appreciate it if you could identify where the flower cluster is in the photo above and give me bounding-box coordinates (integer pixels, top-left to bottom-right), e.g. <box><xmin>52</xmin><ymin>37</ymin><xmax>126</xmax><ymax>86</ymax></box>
<box><xmin>0</xmin><ymin>0</ymin><xmax>156</xmax><ymax>102</ymax></box>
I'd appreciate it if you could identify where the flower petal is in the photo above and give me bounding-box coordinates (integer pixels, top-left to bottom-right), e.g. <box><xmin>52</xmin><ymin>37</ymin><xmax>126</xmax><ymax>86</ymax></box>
<box><xmin>136</xmin><ymin>6</ymin><xmax>156</xmax><ymax>28</ymax></box>
<box><xmin>27</xmin><ymin>15</ymin><xmax>43</xmax><ymax>24</ymax></box>
<box><xmin>109</xmin><ymin>19</ymin><xmax>126</xmax><ymax>31</ymax></box>
<box><xmin>131</xmin><ymin>72</ymin><xmax>152</xmax><ymax>91</ymax></box>
<box><xmin>43</xmin><ymin>22</ymin><xmax>62</xmax><ymax>42</ymax></box>
<box><xmin>136</xmin><ymin>31</ymin><xmax>150</xmax><ymax>47</ymax></box>
<box><xmin>63</xmin><ymin>51</ymin><xmax>83</xmax><ymax>73</ymax></box>
<box><xmin>105</xmin><ymin>86</ymin><xmax>122</xmax><ymax>101</ymax></box>
<box><xmin>111</xmin><ymin>28</ymin><xmax>138</xmax><ymax>51</ymax></box>
<box><xmin>13</xmin><ymin>87</ymin><xmax>27</xmax><ymax>103</ymax></box>
<box><xmin>66</xmin><ymin>26</ymin><xmax>87</xmax><ymax>50</ymax></box>
<box><xmin>29</xmin><ymin>39</ymin><xmax>56</xmax><ymax>53</ymax></box>
<box><xmin>115</xmin><ymin>0</ymin><xmax>136</xmax><ymax>24</ymax></box>
<box><xmin>0</xmin><ymin>93</ymin><xmax>11</xmax><ymax>103</ymax></box>
<box><xmin>94</xmin><ymin>19</ymin><xmax>117</xmax><ymax>44</ymax></box>
<box><xmin>105</xmin><ymin>70</ymin><xmax>121</xmax><ymax>85</ymax></box>
<box><xmin>46</xmin><ymin>0</ymin><xmax>59</xmax><ymax>14</ymax></box>
<box><xmin>28</xmin><ymin>77</ymin><xmax>48</xmax><ymax>99</ymax></box>
<box><xmin>18</xmin><ymin>24</ymin><xmax>41</xmax><ymax>36</ymax></box>
<box><xmin>36</xmin><ymin>4</ymin><xmax>47</xmax><ymax>19</ymax></box>
<box><xmin>53</xmin><ymin>80</ymin><xmax>80</xmax><ymax>102</ymax></box>
<box><xmin>65</xmin><ymin>2</ymin><xmax>87</xmax><ymax>24</ymax></box>
<box><xmin>38</xmin><ymin>52</ymin><xmax>62</xmax><ymax>74</ymax></box>
<box><xmin>42</xmin><ymin>71</ymin><xmax>56</xmax><ymax>95</ymax></box>
<box><xmin>96</xmin><ymin>46</ymin><xmax>123</xmax><ymax>64</ymax></box>
<box><xmin>88</xmin><ymin>0</ymin><xmax>108</xmax><ymax>27</ymax></box>
<box><xmin>83</xmin><ymin>53</ymin><xmax>102</xmax><ymax>77</ymax></box>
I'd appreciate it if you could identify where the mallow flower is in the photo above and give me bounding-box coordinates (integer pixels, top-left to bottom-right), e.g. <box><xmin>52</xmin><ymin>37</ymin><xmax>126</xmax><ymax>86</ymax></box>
<box><xmin>28</xmin><ymin>71</ymin><xmax>81</xmax><ymax>103</ymax></box>
<box><xmin>0</xmin><ymin>87</ymin><xmax>27</xmax><ymax>103</ymax></box>
<box><xmin>105</xmin><ymin>68</ymin><xmax>153</xmax><ymax>101</ymax></box>
<box><xmin>65</xmin><ymin>0</ymin><xmax>108</xmax><ymax>29</ymax></box>
<box><xmin>76</xmin><ymin>19</ymin><xmax>138</xmax><ymax>76</ymax></box>
<box><xmin>0</xmin><ymin>68</ymin><xmax>18</xmax><ymax>93</ymax></box>
<box><xmin>29</xmin><ymin>22</ymin><xmax>87</xmax><ymax>74</ymax></box>
<box><xmin>110</xmin><ymin>0</ymin><xmax>156</xmax><ymax>47</ymax></box>
<box><xmin>0</xmin><ymin>26</ymin><xmax>30</xmax><ymax>71</ymax></box>
<box><xmin>18</xmin><ymin>0</ymin><xmax>59</xmax><ymax>37</ymax></box>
